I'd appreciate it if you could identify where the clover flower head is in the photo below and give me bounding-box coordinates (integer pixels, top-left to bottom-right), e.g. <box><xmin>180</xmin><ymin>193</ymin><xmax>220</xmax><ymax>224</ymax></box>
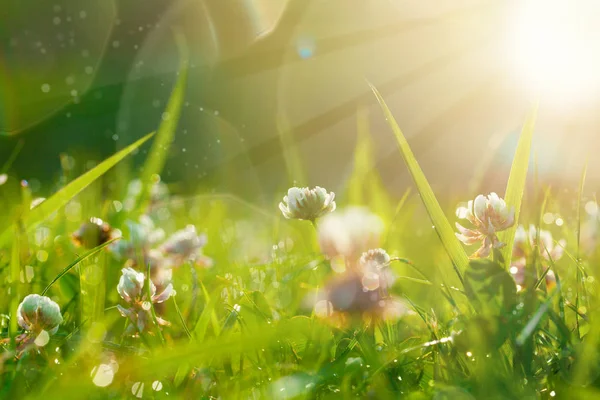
<box><xmin>117</xmin><ymin>267</ymin><xmax>173</xmax><ymax>304</ymax></box>
<box><xmin>279</xmin><ymin>186</ymin><xmax>336</xmax><ymax>221</ymax></box>
<box><xmin>318</xmin><ymin>207</ymin><xmax>384</xmax><ymax>262</ymax></box>
<box><xmin>159</xmin><ymin>225</ymin><xmax>207</xmax><ymax>263</ymax></box>
<box><xmin>117</xmin><ymin>267</ymin><xmax>147</xmax><ymax>303</ymax></box>
<box><xmin>456</xmin><ymin>192</ymin><xmax>515</xmax><ymax>258</ymax></box>
<box><xmin>359</xmin><ymin>248</ymin><xmax>391</xmax><ymax>270</ymax></box>
<box><xmin>513</xmin><ymin>224</ymin><xmax>566</xmax><ymax>261</ymax></box>
<box><xmin>116</xmin><ymin>267</ymin><xmax>173</xmax><ymax>334</ymax></box>
<box><xmin>17</xmin><ymin>294</ymin><xmax>63</xmax><ymax>335</ymax></box>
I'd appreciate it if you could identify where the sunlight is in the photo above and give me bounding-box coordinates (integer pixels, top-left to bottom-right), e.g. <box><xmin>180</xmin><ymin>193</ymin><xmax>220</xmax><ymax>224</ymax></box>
<box><xmin>511</xmin><ymin>0</ymin><xmax>600</xmax><ymax>104</ymax></box>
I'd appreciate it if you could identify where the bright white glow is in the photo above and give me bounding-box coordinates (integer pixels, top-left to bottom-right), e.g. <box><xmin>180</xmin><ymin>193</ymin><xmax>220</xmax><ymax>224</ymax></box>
<box><xmin>512</xmin><ymin>0</ymin><xmax>600</xmax><ymax>104</ymax></box>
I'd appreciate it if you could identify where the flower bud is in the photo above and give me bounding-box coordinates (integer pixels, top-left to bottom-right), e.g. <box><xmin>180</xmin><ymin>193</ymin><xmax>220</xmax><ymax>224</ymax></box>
<box><xmin>17</xmin><ymin>294</ymin><xmax>63</xmax><ymax>335</ymax></box>
<box><xmin>72</xmin><ymin>217</ymin><xmax>115</xmax><ymax>248</ymax></box>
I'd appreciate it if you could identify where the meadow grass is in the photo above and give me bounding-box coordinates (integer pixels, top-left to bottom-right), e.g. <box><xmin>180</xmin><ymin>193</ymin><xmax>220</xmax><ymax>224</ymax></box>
<box><xmin>0</xmin><ymin>81</ymin><xmax>598</xmax><ymax>400</ymax></box>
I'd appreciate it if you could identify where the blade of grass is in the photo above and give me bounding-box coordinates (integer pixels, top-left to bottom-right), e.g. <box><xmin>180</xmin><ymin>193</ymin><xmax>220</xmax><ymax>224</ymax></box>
<box><xmin>135</xmin><ymin>31</ymin><xmax>189</xmax><ymax>216</ymax></box>
<box><xmin>369</xmin><ymin>82</ymin><xmax>468</xmax><ymax>283</ymax></box>
<box><xmin>498</xmin><ymin>104</ymin><xmax>538</xmax><ymax>267</ymax></box>
<box><xmin>173</xmin><ymin>295</ymin><xmax>193</xmax><ymax>340</ymax></box>
<box><xmin>0</xmin><ymin>133</ymin><xmax>154</xmax><ymax>245</ymax></box>
<box><xmin>9</xmin><ymin>226</ymin><xmax>20</xmax><ymax>349</ymax></box>
<box><xmin>41</xmin><ymin>238</ymin><xmax>118</xmax><ymax>295</ymax></box>
<box><xmin>147</xmin><ymin>262</ymin><xmax>166</xmax><ymax>345</ymax></box>
<box><xmin>1</xmin><ymin>140</ymin><xmax>24</xmax><ymax>174</ymax></box>
<box><xmin>575</xmin><ymin>160</ymin><xmax>588</xmax><ymax>340</ymax></box>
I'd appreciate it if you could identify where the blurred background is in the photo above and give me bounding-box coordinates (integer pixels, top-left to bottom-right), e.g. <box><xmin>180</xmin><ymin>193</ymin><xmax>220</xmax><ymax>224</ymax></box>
<box><xmin>1</xmin><ymin>0</ymin><xmax>599</xmax><ymax>203</ymax></box>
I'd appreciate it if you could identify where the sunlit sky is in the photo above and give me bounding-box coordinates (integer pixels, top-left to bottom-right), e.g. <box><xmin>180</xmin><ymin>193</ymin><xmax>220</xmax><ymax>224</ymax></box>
<box><xmin>3</xmin><ymin>0</ymin><xmax>600</xmax><ymax>194</ymax></box>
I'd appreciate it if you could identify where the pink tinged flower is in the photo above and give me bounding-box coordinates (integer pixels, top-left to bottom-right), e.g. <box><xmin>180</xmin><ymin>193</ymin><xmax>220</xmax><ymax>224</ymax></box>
<box><xmin>159</xmin><ymin>225</ymin><xmax>207</xmax><ymax>263</ymax></box>
<box><xmin>17</xmin><ymin>294</ymin><xmax>63</xmax><ymax>335</ymax></box>
<box><xmin>117</xmin><ymin>267</ymin><xmax>174</xmax><ymax>305</ymax></box>
<box><xmin>279</xmin><ymin>186</ymin><xmax>336</xmax><ymax>221</ymax></box>
<box><xmin>512</xmin><ymin>224</ymin><xmax>566</xmax><ymax>262</ymax></box>
<box><xmin>359</xmin><ymin>248</ymin><xmax>395</xmax><ymax>291</ymax></box>
<box><xmin>455</xmin><ymin>192</ymin><xmax>515</xmax><ymax>258</ymax></box>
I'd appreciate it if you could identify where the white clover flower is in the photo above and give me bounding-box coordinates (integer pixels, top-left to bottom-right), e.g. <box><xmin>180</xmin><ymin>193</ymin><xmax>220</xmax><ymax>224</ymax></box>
<box><xmin>359</xmin><ymin>248</ymin><xmax>395</xmax><ymax>292</ymax></box>
<box><xmin>318</xmin><ymin>207</ymin><xmax>384</xmax><ymax>262</ymax></box>
<box><xmin>455</xmin><ymin>192</ymin><xmax>515</xmax><ymax>258</ymax></box>
<box><xmin>116</xmin><ymin>267</ymin><xmax>173</xmax><ymax>334</ymax></box>
<box><xmin>17</xmin><ymin>294</ymin><xmax>63</xmax><ymax>335</ymax></box>
<box><xmin>359</xmin><ymin>248</ymin><xmax>391</xmax><ymax>269</ymax></box>
<box><xmin>159</xmin><ymin>225</ymin><xmax>207</xmax><ymax>263</ymax></box>
<box><xmin>117</xmin><ymin>267</ymin><xmax>146</xmax><ymax>303</ymax></box>
<box><xmin>279</xmin><ymin>186</ymin><xmax>336</xmax><ymax>221</ymax></box>
<box><xmin>117</xmin><ymin>267</ymin><xmax>173</xmax><ymax>304</ymax></box>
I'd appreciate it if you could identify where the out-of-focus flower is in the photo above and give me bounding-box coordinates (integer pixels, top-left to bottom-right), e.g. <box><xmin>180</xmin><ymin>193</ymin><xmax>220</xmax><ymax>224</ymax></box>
<box><xmin>109</xmin><ymin>216</ymin><xmax>165</xmax><ymax>260</ymax></box>
<box><xmin>123</xmin><ymin>178</ymin><xmax>169</xmax><ymax>212</ymax></box>
<box><xmin>359</xmin><ymin>248</ymin><xmax>391</xmax><ymax>269</ymax></box>
<box><xmin>510</xmin><ymin>258</ymin><xmax>557</xmax><ymax>292</ymax></box>
<box><xmin>316</xmin><ymin>271</ymin><xmax>407</xmax><ymax>324</ymax></box>
<box><xmin>159</xmin><ymin>225</ymin><xmax>208</xmax><ymax>265</ymax></box>
<box><xmin>513</xmin><ymin>224</ymin><xmax>566</xmax><ymax>261</ymax></box>
<box><xmin>318</xmin><ymin>207</ymin><xmax>384</xmax><ymax>263</ymax></box>
<box><xmin>510</xmin><ymin>225</ymin><xmax>565</xmax><ymax>291</ymax></box>
<box><xmin>456</xmin><ymin>193</ymin><xmax>515</xmax><ymax>258</ymax></box>
<box><xmin>358</xmin><ymin>248</ymin><xmax>395</xmax><ymax>292</ymax></box>
<box><xmin>17</xmin><ymin>294</ymin><xmax>63</xmax><ymax>335</ymax></box>
<box><xmin>72</xmin><ymin>217</ymin><xmax>116</xmax><ymax>248</ymax></box>
<box><xmin>279</xmin><ymin>186</ymin><xmax>336</xmax><ymax>221</ymax></box>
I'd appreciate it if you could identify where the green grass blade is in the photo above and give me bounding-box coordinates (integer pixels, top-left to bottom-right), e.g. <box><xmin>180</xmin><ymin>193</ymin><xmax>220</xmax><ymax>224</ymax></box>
<box><xmin>41</xmin><ymin>238</ymin><xmax>119</xmax><ymax>296</ymax></box>
<box><xmin>498</xmin><ymin>105</ymin><xmax>538</xmax><ymax>266</ymax></box>
<box><xmin>0</xmin><ymin>133</ymin><xmax>154</xmax><ymax>245</ymax></box>
<box><xmin>369</xmin><ymin>82</ymin><xmax>468</xmax><ymax>281</ymax></box>
<box><xmin>135</xmin><ymin>32</ymin><xmax>189</xmax><ymax>216</ymax></box>
<box><xmin>1</xmin><ymin>140</ymin><xmax>24</xmax><ymax>174</ymax></box>
<box><xmin>9</xmin><ymin>226</ymin><xmax>20</xmax><ymax>349</ymax></box>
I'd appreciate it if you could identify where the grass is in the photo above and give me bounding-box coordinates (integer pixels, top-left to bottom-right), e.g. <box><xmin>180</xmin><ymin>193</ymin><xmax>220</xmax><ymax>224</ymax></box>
<box><xmin>0</xmin><ymin>83</ymin><xmax>598</xmax><ymax>400</ymax></box>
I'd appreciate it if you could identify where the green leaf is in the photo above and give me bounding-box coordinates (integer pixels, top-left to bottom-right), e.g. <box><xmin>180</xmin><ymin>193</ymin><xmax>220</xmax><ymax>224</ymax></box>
<box><xmin>135</xmin><ymin>31</ymin><xmax>188</xmax><ymax>216</ymax></box>
<box><xmin>369</xmin><ymin>82</ymin><xmax>468</xmax><ymax>282</ymax></box>
<box><xmin>498</xmin><ymin>105</ymin><xmax>538</xmax><ymax>267</ymax></box>
<box><xmin>192</xmin><ymin>284</ymin><xmax>222</xmax><ymax>341</ymax></box>
<box><xmin>464</xmin><ymin>259</ymin><xmax>517</xmax><ymax>316</ymax></box>
<box><xmin>0</xmin><ymin>133</ymin><xmax>154</xmax><ymax>245</ymax></box>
